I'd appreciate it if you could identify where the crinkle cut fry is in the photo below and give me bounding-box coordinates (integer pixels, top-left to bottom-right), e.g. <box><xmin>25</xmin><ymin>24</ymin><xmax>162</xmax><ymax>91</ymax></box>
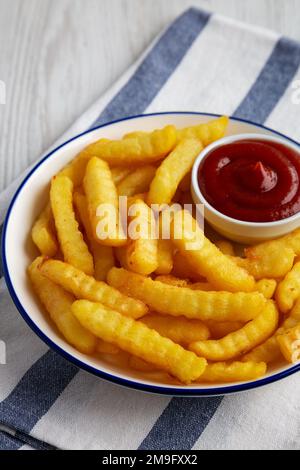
<box><xmin>107</xmin><ymin>267</ymin><xmax>266</xmax><ymax>322</ymax></box>
<box><xmin>190</xmin><ymin>301</ymin><xmax>278</xmax><ymax>361</ymax></box>
<box><xmin>72</xmin><ymin>300</ymin><xmax>207</xmax><ymax>384</ymax></box>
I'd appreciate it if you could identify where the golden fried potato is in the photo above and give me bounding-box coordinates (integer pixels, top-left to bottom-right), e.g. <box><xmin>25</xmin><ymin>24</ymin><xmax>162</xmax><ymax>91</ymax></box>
<box><xmin>277</xmin><ymin>324</ymin><xmax>300</xmax><ymax>363</ymax></box>
<box><xmin>50</xmin><ymin>175</ymin><xmax>94</xmax><ymax>275</ymax></box>
<box><xmin>39</xmin><ymin>259</ymin><xmax>148</xmax><ymax>319</ymax></box>
<box><xmin>155</xmin><ymin>213</ymin><xmax>174</xmax><ymax>275</ymax></box>
<box><xmin>275</xmin><ymin>262</ymin><xmax>300</xmax><ymax>313</ymax></box>
<box><xmin>189</xmin><ymin>282</ymin><xmax>214</xmax><ymax>291</ymax></box>
<box><xmin>74</xmin><ymin>192</ymin><xmax>115</xmax><ymax>281</ymax></box>
<box><xmin>171</xmin><ymin>211</ymin><xmax>255</xmax><ymax>292</ymax></box>
<box><xmin>117</xmin><ymin>166</ymin><xmax>156</xmax><ymax>197</ymax></box>
<box><xmin>124</xmin><ymin>199</ymin><xmax>158</xmax><ymax>275</ymax></box>
<box><xmin>141</xmin><ymin>313</ymin><xmax>210</xmax><ymax>345</ymax></box>
<box><xmin>107</xmin><ymin>267</ymin><xmax>266</xmax><ymax>322</ymax></box>
<box><xmin>83</xmin><ymin>125</ymin><xmax>177</xmax><ymax>166</ymax></box>
<box><xmin>111</xmin><ymin>167</ymin><xmax>132</xmax><ymax>185</ymax></box>
<box><xmin>190</xmin><ymin>301</ymin><xmax>278</xmax><ymax>361</ymax></box>
<box><xmin>155</xmin><ymin>275</ymin><xmax>189</xmax><ymax>288</ymax></box>
<box><xmin>255</xmin><ymin>279</ymin><xmax>277</xmax><ymax>299</ymax></box>
<box><xmin>172</xmin><ymin>251</ymin><xmax>203</xmax><ymax>281</ymax></box>
<box><xmin>215</xmin><ymin>240</ymin><xmax>235</xmax><ymax>256</ymax></box>
<box><xmin>72</xmin><ymin>300</ymin><xmax>207</xmax><ymax>384</ymax></box>
<box><xmin>243</xmin><ymin>240</ymin><xmax>295</xmax><ymax>279</ymax></box>
<box><xmin>177</xmin><ymin>116</ymin><xmax>229</xmax><ymax>146</ymax></box>
<box><xmin>242</xmin><ymin>297</ymin><xmax>300</xmax><ymax>363</ymax></box>
<box><xmin>83</xmin><ymin>157</ymin><xmax>126</xmax><ymax>246</ymax></box>
<box><xmin>28</xmin><ymin>257</ymin><xmax>96</xmax><ymax>354</ymax></box>
<box><xmin>147</xmin><ymin>139</ymin><xmax>202</xmax><ymax>205</ymax></box>
<box><xmin>197</xmin><ymin>361</ymin><xmax>267</xmax><ymax>383</ymax></box>
<box><xmin>31</xmin><ymin>203</ymin><xmax>58</xmax><ymax>257</ymax></box>
<box><xmin>155</xmin><ymin>239</ymin><xmax>174</xmax><ymax>275</ymax></box>
<box><xmin>205</xmin><ymin>321</ymin><xmax>245</xmax><ymax>340</ymax></box>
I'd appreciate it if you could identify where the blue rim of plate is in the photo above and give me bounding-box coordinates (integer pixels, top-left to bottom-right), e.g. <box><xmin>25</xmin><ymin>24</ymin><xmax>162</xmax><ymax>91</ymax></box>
<box><xmin>2</xmin><ymin>111</ymin><xmax>300</xmax><ymax>397</ymax></box>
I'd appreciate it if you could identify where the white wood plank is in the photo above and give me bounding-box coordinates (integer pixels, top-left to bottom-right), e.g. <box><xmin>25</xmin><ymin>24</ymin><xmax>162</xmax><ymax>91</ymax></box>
<box><xmin>0</xmin><ymin>0</ymin><xmax>299</xmax><ymax>192</ymax></box>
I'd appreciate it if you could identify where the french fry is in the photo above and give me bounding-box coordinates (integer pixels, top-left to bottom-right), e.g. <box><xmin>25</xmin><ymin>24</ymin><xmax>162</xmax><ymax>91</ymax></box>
<box><xmin>246</xmin><ymin>228</ymin><xmax>300</xmax><ymax>261</ymax></box>
<box><xmin>74</xmin><ymin>192</ymin><xmax>114</xmax><ymax>281</ymax></box>
<box><xmin>206</xmin><ymin>321</ymin><xmax>245</xmax><ymax>340</ymax></box>
<box><xmin>156</xmin><ymin>239</ymin><xmax>174</xmax><ymax>275</ymax></box>
<box><xmin>117</xmin><ymin>166</ymin><xmax>156</xmax><ymax>197</ymax></box>
<box><xmin>277</xmin><ymin>324</ymin><xmax>300</xmax><ymax>363</ymax></box>
<box><xmin>155</xmin><ymin>212</ymin><xmax>174</xmax><ymax>275</ymax></box>
<box><xmin>31</xmin><ymin>203</ymin><xmax>58</xmax><ymax>257</ymax></box>
<box><xmin>243</xmin><ymin>239</ymin><xmax>295</xmax><ymax>279</ymax></box>
<box><xmin>190</xmin><ymin>301</ymin><xmax>278</xmax><ymax>361</ymax></box>
<box><xmin>197</xmin><ymin>361</ymin><xmax>267</xmax><ymax>383</ymax></box>
<box><xmin>107</xmin><ymin>267</ymin><xmax>266</xmax><ymax>322</ymax></box>
<box><xmin>256</xmin><ymin>279</ymin><xmax>277</xmax><ymax>299</ymax></box>
<box><xmin>147</xmin><ymin>139</ymin><xmax>202</xmax><ymax>205</ymax></box>
<box><xmin>275</xmin><ymin>262</ymin><xmax>300</xmax><ymax>313</ymax></box>
<box><xmin>72</xmin><ymin>300</ymin><xmax>207</xmax><ymax>383</ymax></box>
<box><xmin>28</xmin><ymin>257</ymin><xmax>96</xmax><ymax>354</ymax></box>
<box><xmin>123</xmin><ymin>131</ymin><xmax>147</xmax><ymax>140</ymax></box>
<box><xmin>155</xmin><ymin>275</ymin><xmax>189</xmax><ymax>288</ymax></box>
<box><xmin>189</xmin><ymin>282</ymin><xmax>214</xmax><ymax>291</ymax></box>
<box><xmin>141</xmin><ymin>313</ymin><xmax>210</xmax><ymax>344</ymax></box>
<box><xmin>243</xmin><ymin>297</ymin><xmax>300</xmax><ymax>363</ymax></box>
<box><xmin>111</xmin><ymin>167</ymin><xmax>132</xmax><ymax>185</ymax></box>
<box><xmin>83</xmin><ymin>157</ymin><xmax>126</xmax><ymax>246</ymax></box>
<box><xmin>59</xmin><ymin>140</ymin><xmax>110</xmax><ymax>186</ymax></box>
<box><xmin>172</xmin><ymin>251</ymin><xmax>203</xmax><ymax>281</ymax></box>
<box><xmin>50</xmin><ymin>175</ymin><xmax>94</xmax><ymax>275</ymax></box>
<box><xmin>123</xmin><ymin>199</ymin><xmax>158</xmax><ymax>275</ymax></box>
<box><xmin>39</xmin><ymin>259</ymin><xmax>148</xmax><ymax>319</ymax></box>
<box><xmin>83</xmin><ymin>125</ymin><xmax>177</xmax><ymax>166</ymax></box>
<box><xmin>171</xmin><ymin>211</ymin><xmax>255</xmax><ymax>292</ymax></box>
<box><xmin>177</xmin><ymin>116</ymin><xmax>229</xmax><ymax>146</ymax></box>
<box><xmin>215</xmin><ymin>240</ymin><xmax>235</xmax><ymax>257</ymax></box>
<box><xmin>96</xmin><ymin>339</ymin><xmax>120</xmax><ymax>355</ymax></box>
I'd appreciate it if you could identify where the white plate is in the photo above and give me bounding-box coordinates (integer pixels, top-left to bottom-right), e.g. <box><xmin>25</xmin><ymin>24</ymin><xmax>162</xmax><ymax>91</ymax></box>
<box><xmin>3</xmin><ymin>112</ymin><xmax>300</xmax><ymax>396</ymax></box>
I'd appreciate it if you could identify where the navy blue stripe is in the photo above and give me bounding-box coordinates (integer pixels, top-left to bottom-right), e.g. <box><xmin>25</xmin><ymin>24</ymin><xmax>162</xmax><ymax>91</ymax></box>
<box><xmin>139</xmin><ymin>397</ymin><xmax>222</xmax><ymax>450</ymax></box>
<box><xmin>138</xmin><ymin>35</ymin><xmax>300</xmax><ymax>452</ymax></box>
<box><xmin>0</xmin><ymin>350</ymin><xmax>78</xmax><ymax>439</ymax></box>
<box><xmin>0</xmin><ymin>8</ymin><xmax>212</xmax><ymax>450</ymax></box>
<box><xmin>92</xmin><ymin>8</ymin><xmax>210</xmax><ymax>128</ymax></box>
<box><xmin>0</xmin><ymin>431</ymin><xmax>25</xmax><ymax>450</ymax></box>
<box><xmin>0</xmin><ymin>429</ymin><xmax>56</xmax><ymax>450</ymax></box>
<box><xmin>234</xmin><ymin>37</ymin><xmax>300</xmax><ymax>122</ymax></box>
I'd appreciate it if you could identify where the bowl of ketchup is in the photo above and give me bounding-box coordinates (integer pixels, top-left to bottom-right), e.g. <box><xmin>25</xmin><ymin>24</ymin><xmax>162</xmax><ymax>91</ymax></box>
<box><xmin>192</xmin><ymin>134</ymin><xmax>300</xmax><ymax>244</ymax></box>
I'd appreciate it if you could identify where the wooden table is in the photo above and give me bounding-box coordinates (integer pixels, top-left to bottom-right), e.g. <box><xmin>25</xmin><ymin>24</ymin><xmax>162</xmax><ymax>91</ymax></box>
<box><xmin>0</xmin><ymin>0</ymin><xmax>299</xmax><ymax>193</ymax></box>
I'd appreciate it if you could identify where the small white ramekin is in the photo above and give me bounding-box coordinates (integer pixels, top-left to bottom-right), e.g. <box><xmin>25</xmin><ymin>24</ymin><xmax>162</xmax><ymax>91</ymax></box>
<box><xmin>191</xmin><ymin>133</ymin><xmax>300</xmax><ymax>244</ymax></box>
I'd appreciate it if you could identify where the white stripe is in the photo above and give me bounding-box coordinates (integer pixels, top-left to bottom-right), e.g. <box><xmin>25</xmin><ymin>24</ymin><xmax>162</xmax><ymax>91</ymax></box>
<box><xmin>0</xmin><ymin>278</ymin><xmax>47</xmax><ymax>401</ymax></box>
<box><xmin>193</xmin><ymin>374</ymin><xmax>300</xmax><ymax>450</ymax></box>
<box><xmin>29</xmin><ymin>370</ymin><xmax>169</xmax><ymax>450</ymax></box>
<box><xmin>147</xmin><ymin>15</ymin><xmax>277</xmax><ymax>115</ymax></box>
<box><xmin>265</xmin><ymin>65</ymin><xmax>300</xmax><ymax>142</ymax></box>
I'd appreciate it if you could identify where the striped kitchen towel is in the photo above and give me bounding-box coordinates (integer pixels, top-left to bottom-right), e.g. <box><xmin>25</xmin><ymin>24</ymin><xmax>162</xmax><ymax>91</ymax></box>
<box><xmin>1</xmin><ymin>7</ymin><xmax>300</xmax><ymax>450</ymax></box>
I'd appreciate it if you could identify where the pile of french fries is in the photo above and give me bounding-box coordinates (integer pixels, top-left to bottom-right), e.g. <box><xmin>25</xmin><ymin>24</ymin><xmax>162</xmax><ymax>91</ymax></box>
<box><xmin>29</xmin><ymin>116</ymin><xmax>300</xmax><ymax>385</ymax></box>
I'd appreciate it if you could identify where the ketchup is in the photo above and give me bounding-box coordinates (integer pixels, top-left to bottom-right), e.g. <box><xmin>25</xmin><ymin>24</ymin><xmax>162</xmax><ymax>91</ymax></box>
<box><xmin>198</xmin><ymin>139</ymin><xmax>300</xmax><ymax>222</ymax></box>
